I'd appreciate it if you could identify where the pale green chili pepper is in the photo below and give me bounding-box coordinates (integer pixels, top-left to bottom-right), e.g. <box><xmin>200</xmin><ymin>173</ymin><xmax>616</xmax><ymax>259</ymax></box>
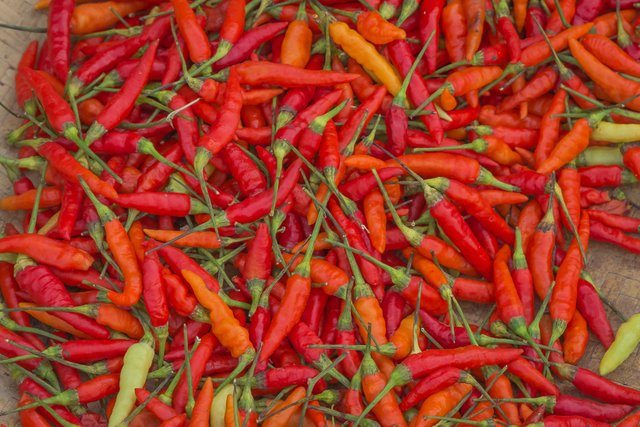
<box><xmin>108</xmin><ymin>333</ymin><xmax>155</xmax><ymax>427</ymax></box>
<box><xmin>600</xmin><ymin>313</ymin><xmax>640</xmax><ymax>376</ymax></box>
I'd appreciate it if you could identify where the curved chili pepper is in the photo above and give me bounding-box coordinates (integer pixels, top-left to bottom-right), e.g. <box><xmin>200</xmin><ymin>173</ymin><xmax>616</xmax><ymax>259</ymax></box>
<box><xmin>85</xmin><ymin>41</ymin><xmax>159</xmax><ymax>144</ymax></box>
<box><xmin>15</xmin><ymin>263</ymin><xmax>109</xmax><ymax>339</ymax></box>
<box><xmin>329</xmin><ymin>21</ymin><xmax>401</xmax><ymax>95</ymax></box>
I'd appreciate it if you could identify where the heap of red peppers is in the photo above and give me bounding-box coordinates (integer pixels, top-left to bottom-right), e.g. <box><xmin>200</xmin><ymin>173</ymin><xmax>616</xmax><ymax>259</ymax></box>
<box><xmin>1</xmin><ymin>0</ymin><xmax>640</xmax><ymax>425</ymax></box>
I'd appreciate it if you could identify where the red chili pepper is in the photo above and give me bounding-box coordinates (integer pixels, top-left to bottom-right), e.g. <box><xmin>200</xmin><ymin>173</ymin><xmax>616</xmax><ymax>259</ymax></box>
<box><xmin>528</xmin><ymin>199</ymin><xmax>556</xmax><ymax>300</ymax></box>
<box><xmin>15</xmin><ymin>264</ymin><xmax>110</xmax><ymax>339</ymax></box>
<box><xmin>47</xmin><ymin>0</ymin><xmax>73</xmax><ymax>82</ymax></box>
<box><xmin>135</xmin><ymin>388</ymin><xmax>180</xmax><ymax>421</ymax></box>
<box><xmin>388</xmin><ymin>40</ymin><xmax>444</xmax><ymax>143</ymax></box>
<box><xmin>70</xmin><ymin>36</ymin><xmax>147</xmax><ymax>96</ymax></box>
<box><xmin>211</xmin><ymin>0</ymin><xmax>245</xmax><ymax>62</ymax></box>
<box><xmin>199</xmin><ymin>69</ymin><xmax>242</xmax><ymax>154</ymax></box>
<box><xmin>235</xmin><ymin>60</ymin><xmax>358</xmax><ymax>88</ymax></box>
<box><xmin>419</xmin><ymin>0</ymin><xmax>445</xmax><ymax>74</ymax></box>
<box><xmin>213</xmin><ymin>22</ymin><xmax>288</xmax><ymax>71</ymax></box>
<box><xmin>0</xmin><ymin>234</ymin><xmax>93</xmax><ymax>271</ymax></box>
<box><xmin>173</xmin><ymin>333</ymin><xmax>217</xmax><ymax>414</ymax></box>
<box><xmin>85</xmin><ymin>41</ymin><xmax>159</xmax><ymax>144</ymax></box>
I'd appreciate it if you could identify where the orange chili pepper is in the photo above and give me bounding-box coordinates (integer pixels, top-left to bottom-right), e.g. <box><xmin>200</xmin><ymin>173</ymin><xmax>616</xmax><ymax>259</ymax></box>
<box><xmin>143</xmin><ymin>229</ymin><xmax>222</xmax><ymax>249</ymax></box>
<box><xmin>356</xmin><ymin>11</ymin><xmax>406</xmax><ymax>45</ymax></box>
<box><xmin>361</xmin><ymin>350</ymin><xmax>408</xmax><ymax>427</ymax></box>
<box><xmin>70</xmin><ymin>1</ymin><xmax>149</xmax><ymax>35</ymax></box>
<box><xmin>414</xmin><ymin>383</ymin><xmax>473</xmax><ymax>427</ymax></box>
<box><xmin>182</xmin><ymin>270</ymin><xmax>253</xmax><ymax>358</ymax></box>
<box><xmin>281</xmin><ymin>12</ymin><xmax>312</xmax><ymax>68</ymax></box>
<box><xmin>564</xmin><ymin>311</ymin><xmax>589</xmax><ymax>364</ymax></box>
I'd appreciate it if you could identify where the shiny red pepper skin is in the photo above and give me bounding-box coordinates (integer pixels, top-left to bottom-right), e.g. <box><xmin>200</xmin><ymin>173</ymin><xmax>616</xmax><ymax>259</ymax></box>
<box><xmin>16</xmin><ymin>265</ymin><xmax>110</xmax><ymax>339</ymax></box>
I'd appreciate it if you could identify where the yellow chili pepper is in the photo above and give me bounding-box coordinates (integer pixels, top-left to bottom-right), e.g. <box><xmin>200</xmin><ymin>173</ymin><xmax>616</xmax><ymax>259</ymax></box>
<box><xmin>591</xmin><ymin>121</ymin><xmax>640</xmax><ymax>144</ymax></box>
<box><xmin>329</xmin><ymin>21</ymin><xmax>402</xmax><ymax>95</ymax></box>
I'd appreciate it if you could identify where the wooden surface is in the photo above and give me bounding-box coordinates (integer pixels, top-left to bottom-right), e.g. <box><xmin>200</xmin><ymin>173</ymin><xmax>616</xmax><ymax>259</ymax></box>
<box><xmin>0</xmin><ymin>3</ymin><xmax>639</xmax><ymax>425</ymax></box>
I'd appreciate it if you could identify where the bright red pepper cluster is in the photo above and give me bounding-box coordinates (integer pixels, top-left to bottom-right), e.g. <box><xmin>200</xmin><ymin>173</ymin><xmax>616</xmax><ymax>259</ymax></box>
<box><xmin>1</xmin><ymin>0</ymin><xmax>640</xmax><ymax>425</ymax></box>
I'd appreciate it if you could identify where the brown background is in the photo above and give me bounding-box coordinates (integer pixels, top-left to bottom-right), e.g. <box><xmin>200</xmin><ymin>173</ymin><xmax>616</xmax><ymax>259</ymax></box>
<box><xmin>0</xmin><ymin>3</ymin><xmax>638</xmax><ymax>425</ymax></box>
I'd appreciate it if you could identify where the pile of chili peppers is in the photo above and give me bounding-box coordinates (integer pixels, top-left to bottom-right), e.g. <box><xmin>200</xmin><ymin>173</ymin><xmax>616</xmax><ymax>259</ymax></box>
<box><xmin>2</xmin><ymin>0</ymin><xmax>640</xmax><ymax>425</ymax></box>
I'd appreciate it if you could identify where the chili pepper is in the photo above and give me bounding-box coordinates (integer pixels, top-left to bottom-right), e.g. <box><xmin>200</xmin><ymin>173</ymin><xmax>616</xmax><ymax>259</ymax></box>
<box><xmin>388</xmin><ymin>40</ymin><xmax>444</xmax><ymax>144</ymax></box>
<box><xmin>533</xmin><ymin>89</ymin><xmax>566</xmax><ymax>168</ymax></box>
<box><xmin>508</xmin><ymin>357</ymin><xmax>560</xmax><ymax>396</ymax></box>
<box><xmin>137</xmin><ymin>145</ymin><xmax>183</xmax><ymax>193</ymax></box>
<box><xmin>281</xmin><ymin>8</ymin><xmax>312</xmax><ymax>68</ymax></box>
<box><xmin>536</xmin><ymin>118</ymin><xmax>592</xmax><ymax>174</ymax></box>
<box><xmin>15</xmin><ymin>40</ymin><xmax>38</xmax><ymax>111</ymax></box>
<box><xmin>70</xmin><ymin>1</ymin><xmax>148</xmax><ymax>35</ymax></box>
<box><xmin>356</xmin><ymin>346</ymin><xmax>522</xmax><ymax>423</ymax></box>
<box><xmin>569</xmin><ymin>38</ymin><xmax>640</xmax><ymax>112</ymax></box>
<box><xmin>213</xmin><ymin>22</ymin><xmax>289</xmax><ymax>72</ymax></box>
<box><xmin>69</xmin><ymin>36</ymin><xmax>147</xmax><ymax>96</ymax></box>
<box><xmin>440</xmin><ymin>66</ymin><xmax>503</xmax><ymax>110</ymax></box>
<box><xmin>521</xmin><ymin>22</ymin><xmax>593</xmax><ymax>68</ymax></box>
<box><xmin>496</xmin><ymin>0</ymin><xmax>521</xmax><ymax>63</ymax></box>
<box><xmin>115</xmin><ymin>192</ymin><xmax>207</xmax><ymax>217</ymax></box>
<box><xmin>210</xmin><ymin>0</ymin><xmax>245</xmax><ymax>64</ymax></box>
<box><xmin>582</xmin><ymin>33</ymin><xmax>640</xmax><ymax>78</ymax></box>
<box><xmin>14</xmin><ymin>262</ymin><xmax>110</xmax><ymax>340</ymax></box>
<box><xmin>557</xmin><ymin>363</ymin><xmax>640</xmax><ymax>405</ymax></box>
<box><xmin>329</xmin><ymin>21</ymin><xmax>402</xmax><ymax>95</ymax></box>
<box><xmin>263</xmin><ymin>386</ymin><xmax>306</xmax><ymax>427</ymax></box>
<box><xmin>47</xmin><ymin>0</ymin><xmax>73</xmax><ymax>82</ymax></box>
<box><xmin>358</xmin><ymin>11</ymin><xmax>406</xmax><ymax>45</ymax></box>
<box><xmin>187</xmin><ymin>377</ymin><xmax>213</xmax><ymax>427</ymax></box>
<box><xmin>483</xmin><ymin>368</ymin><xmax>520</xmax><ymax>426</ymax></box>
<box><xmin>18</xmin><ymin>394</ymin><xmax>51</xmax><ymax>427</ymax></box>
<box><xmin>360</xmin><ymin>348</ymin><xmax>408</xmax><ymax>427</ymax></box>
<box><xmin>221</xmin><ymin>144</ymin><xmax>267</xmax><ymax>197</ymax></box>
<box><xmin>235</xmin><ymin>60</ymin><xmax>358</xmax><ymax>88</ymax></box>
<box><xmin>85</xmin><ymin>41</ymin><xmax>159</xmax><ymax>144</ymax></box>
<box><xmin>37</xmin><ymin>142</ymin><xmax>118</xmax><ymax>201</ymax></box>
<box><xmin>79</xmin><ymin>180</ymin><xmax>143</xmax><ymax>307</ymax></box>
<box><xmin>600</xmin><ymin>312</ymin><xmax>640</xmax><ymax>375</ymax></box>
<box><xmin>491</xmin><ymin>244</ymin><xmax>527</xmax><ymax>338</ymax></box>
<box><xmin>499</xmin><ymin>67</ymin><xmax>557</xmax><ymax>113</ymax></box>
<box><xmin>108</xmin><ymin>334</ymin><xmax>155</xmax><ymax>427</ymax></box>
<box><xmin>0</xmin><ymin>187</ymin><xmax>62</xmax><ymax>211</ymax></box>
<box><xmin>550</xmin><ymin>395</ymin><xmax>634</xmax><ymax>422</ymax></box>
<box><xmin>199</xmin><ymin>69</ymin><xmax>242</xmax><ymax>155</ymax></box>
<box><xmin>623</xmin><ymin>145</ymin><xmax>640</xmax><ymax>180</ymax></box>
<box><xmin>415</xmin><ymin>383</ymin><xmax>474</xmax><ymax>427</ymax></box>
<box><xmin>563</xmin><ymin>311</ymin><xmax>588</xmax><ymax>364</ymax></box>
<box><xmin>171</xmin><ymin>0</ymin><xmax>211</xmax><ymax>64</ymax></box>
<box><xmin>463</xmin><ymin>0</ymin><xmax>486</xmax><ymax>60</ymax></box>
<box><xmin>172</xmin><ymin>333</ymin><xmax>216</xmax><ymax>415</ymax></box>
<box><xmin>549</xmin><ymin>212</ymin><xmax>590</xmax><ymax>343</ymax></box>
<box><xmin>0</xmin><ymin>234</ymin><xmax>93</xmax><ymax>272</ymax></box>
<box><xmin>574</xmin><ymin>279</ymin><xmax>614</xmax><ymax>349</ymax></box>
<box><xmin>161</xmin><ymin>269</ymin><xmax>197</xmax><ymax>318</ymax></box>
<box><xmin>400</xmin><ymin>367</ymin><xmax>468</xmax><ymax>411</ymax></box>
